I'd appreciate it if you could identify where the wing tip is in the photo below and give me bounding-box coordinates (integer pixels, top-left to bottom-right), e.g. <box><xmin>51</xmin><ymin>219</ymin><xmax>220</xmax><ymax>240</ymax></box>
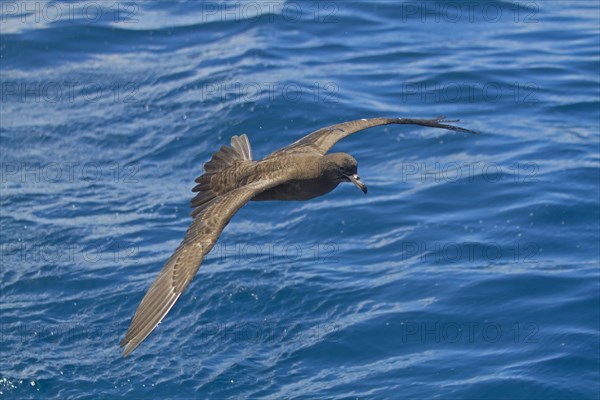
<box><xmin>120</xmin><ymin>340</ymin><xmax>137</xmax><ymax>357</ymax></box>
<box><xmin>434</xmin><ymin>116</ymin><xmax>480</xmax><ymax>135</ymax></box>
<box><xmin>119</xmin><ymin>331</ymin><xmax>138</xmax><ymax>357</ymax></box>
<box><xmin>391</xmin><ymin>116</ymin><xmax>479</xmax><ymax>135</ymax></box>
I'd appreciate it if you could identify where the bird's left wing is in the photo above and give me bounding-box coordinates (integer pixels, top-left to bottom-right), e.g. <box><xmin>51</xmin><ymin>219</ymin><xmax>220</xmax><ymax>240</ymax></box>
<box><xmin>267</xmin><ymin>117</ymin><xmax>478</xmax><ymax>157</ymax></box>
<box><xmin>120</xmin><ymin>176</ymin><xmax>288</xmax><ymax>356</ymax></box>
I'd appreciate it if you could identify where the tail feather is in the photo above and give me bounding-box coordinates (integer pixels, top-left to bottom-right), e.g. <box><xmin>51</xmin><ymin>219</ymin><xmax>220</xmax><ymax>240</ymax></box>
<box><xmin>191</xmin><ymin>134</ymin><xmax>254</xmax><ymax>217</ymax></box>
<box><xmin>231</xmin><ymin>134</ymin><xmax>252</xmax><ymax>161</ymax></box>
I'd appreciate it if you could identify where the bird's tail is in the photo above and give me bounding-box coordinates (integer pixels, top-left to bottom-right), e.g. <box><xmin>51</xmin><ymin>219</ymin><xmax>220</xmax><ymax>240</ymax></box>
<box><xmin>190</xmin><ymin>135</ymin><xmax>254</xmax><ymax>217</ymax></box>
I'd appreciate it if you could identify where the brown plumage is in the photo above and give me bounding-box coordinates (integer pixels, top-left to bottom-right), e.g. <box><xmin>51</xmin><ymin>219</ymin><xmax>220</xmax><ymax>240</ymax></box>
<box><xmin>120</xmin><ymin>117</ymin><xmax>477</xmax><ymax>356</ymax></box>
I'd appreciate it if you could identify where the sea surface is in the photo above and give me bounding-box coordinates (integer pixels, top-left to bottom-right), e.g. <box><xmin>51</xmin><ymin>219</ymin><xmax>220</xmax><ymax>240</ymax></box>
<box><xmin>1</xmin><ymin>1</ymin><xmax>599</xmax><ymax>399</ymax></box>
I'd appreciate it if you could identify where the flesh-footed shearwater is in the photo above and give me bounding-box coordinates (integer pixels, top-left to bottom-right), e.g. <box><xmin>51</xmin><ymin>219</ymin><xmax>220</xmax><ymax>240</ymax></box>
<box><xmin>120</xmin><ymin>117</ymin><xmax>477</xmax><ymax>356</ymax></box>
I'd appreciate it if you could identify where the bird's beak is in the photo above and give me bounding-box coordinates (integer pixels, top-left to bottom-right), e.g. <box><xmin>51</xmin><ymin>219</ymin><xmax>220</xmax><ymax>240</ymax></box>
<box><xmin>347</xmin><ymin>174</ymin><xmax>367</xmax><ymax>194</ymax></box>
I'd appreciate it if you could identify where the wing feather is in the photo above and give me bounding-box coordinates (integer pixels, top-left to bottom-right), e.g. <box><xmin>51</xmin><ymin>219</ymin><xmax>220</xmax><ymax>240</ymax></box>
<box><xmin>267</xmin><ymin>117</ymin><xmax>478</xmax><ymax>157</ymax></box>
<box><xmin>120</xmin><ymin>177</ymin><xmax>286</xmax><ymax>356</ymax></box>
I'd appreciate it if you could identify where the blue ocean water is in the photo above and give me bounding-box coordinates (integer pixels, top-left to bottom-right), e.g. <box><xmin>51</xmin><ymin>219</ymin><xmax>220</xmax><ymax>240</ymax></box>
<box><xmin>1</xmin><ymin>1</ymin><xmax>599</xmax><ymax>398</ymax></box>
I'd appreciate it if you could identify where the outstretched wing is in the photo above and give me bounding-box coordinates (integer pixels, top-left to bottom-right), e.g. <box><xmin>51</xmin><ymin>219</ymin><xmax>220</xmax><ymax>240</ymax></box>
<box><xmin>120</xmin><ymin>177</ymin><xmax>286</xmax><ymax>356</ymax></box>
<box><xmin>268</xmin><ymin>117</ymin><xmax>478</xmax><ymax>157</ymax></box>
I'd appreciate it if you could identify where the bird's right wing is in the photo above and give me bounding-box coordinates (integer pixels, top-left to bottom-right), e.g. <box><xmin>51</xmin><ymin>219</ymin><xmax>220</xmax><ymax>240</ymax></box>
<box><xmin>267</xmin><ymin>117</ymin><xmax>478</xmax><ymax>157</ymax></box>
<box><xmin>120</xmin><ymin>175</ymin><xmax>289</xmax><ymax>357</ymax></box>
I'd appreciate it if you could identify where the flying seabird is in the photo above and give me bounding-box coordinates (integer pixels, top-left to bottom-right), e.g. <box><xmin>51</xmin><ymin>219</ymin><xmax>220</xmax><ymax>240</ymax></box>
<box><xmin>120</xmin><ymin>117</ymin><xmax>477</xmax><ymax>356</ymax></box>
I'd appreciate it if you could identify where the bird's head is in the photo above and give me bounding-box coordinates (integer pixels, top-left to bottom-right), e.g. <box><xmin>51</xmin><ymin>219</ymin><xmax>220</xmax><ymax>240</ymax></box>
<box><xmin>324</xmin><ymin>153</ymin><xmax>367</xmax><ymax>194</ymax></box>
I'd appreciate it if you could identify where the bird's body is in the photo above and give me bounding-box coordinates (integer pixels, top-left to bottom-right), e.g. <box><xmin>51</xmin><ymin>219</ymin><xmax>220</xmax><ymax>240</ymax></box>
<box><xmin>253</xmin><ymin>175</ymin><xmax>341</xmax><ymax>201</ymax></box>
<box><xmin>241</xmin><ymin>153</ymin><xmax>354</xmax><ymax>201</ymax></box>
<box><xmin>120</xmin><ymin>117</ymin><xmax>477</xmax><ymax>356</ymax></box>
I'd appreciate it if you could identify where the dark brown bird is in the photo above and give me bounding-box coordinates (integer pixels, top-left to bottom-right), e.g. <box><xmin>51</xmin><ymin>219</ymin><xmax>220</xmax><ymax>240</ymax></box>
<box><xmin>120</xmin><ymin>117</ymin><xmax>477</xmax><ymax>356</ymax></box>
